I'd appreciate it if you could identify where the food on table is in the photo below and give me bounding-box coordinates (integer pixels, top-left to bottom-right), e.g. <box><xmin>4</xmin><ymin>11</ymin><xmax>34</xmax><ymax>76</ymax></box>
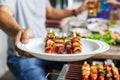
<box><xmin>90</xmin><ymin>62</ymin><xmax>98</xmax><ymax>80</ymax></box>
<box><xmin>87</xmin><ymin>22</ymin><xmax>108</xmax><ymax>32</ymax></box>
<box><xmin>71</xmin><ymin>33</ymin><xmax>82</xmax><ymax>53</ymax></box>
<box><xmin>114</xmin><ymin>32</ymin><xmax>120</xmax><ymax>41</ymax></box>
<box><xmin>45</xmin><ymin>47</ymin><xmax>53</xmax><ymax>53</ymax></box>
<box><xmin>111</xmin><ymin>63</ymin><xmax>120</xmax><ymax>80</ymax></box>
<box><xmin>45</xmin><ymin>31</ymin><xmax>82</xmax><ymax>54</ymax></box>
<box><xmin>104</xmin><ymin>62</ymin><xmax>113</xmax><ymax>80</ymax></box>
<box><xmin>70</xmin><ymin>28</ymin><xmax>92</xmax><ymax>37</ymax></box>
<box><xmin>46</xmin><ymin>29</ymin><xmax>56</xmax><ymax>40</ymax></box>
<box><xmin>45</xmin><ymin>30</ymin><xmax>55</xmax><ymax>53</ymax></box>
<box><xmin>87</xmin><ymin>31</ymin><xmax>116</xmax><ymax>45</ymax></box>
<box><xmin>109</xmin><ymin>26</ymin><xmax>120</xmax><ymax>42</ymax></box>
<box><xmin>65</xmin><ymin>40</ymin><xmax>73</xmax><ymax>54</ymax></box>
<box><xmin>80</xmin><ymin>62</ymin><xmax>120</xmax><ymax>80</ymax></box>
<box><xmin>82</xmin><ymin>61</ymin><xmax>90</xmax><ymax>80</ymax></box>
<box><xmin>54</xmin><ymin>36</ymin><xmax>65</xmax><ymax>54</ymax></box>
<box><xmin>97</xmin><ymin>64</ymin><xmax>105</xmax><ymax>80</ymax></box>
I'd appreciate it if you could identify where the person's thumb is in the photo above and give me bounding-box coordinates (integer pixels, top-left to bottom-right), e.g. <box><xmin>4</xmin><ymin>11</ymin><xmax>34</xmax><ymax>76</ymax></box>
<box><xmin>21</xmin><ymin>28</ymin><xmax>34</xmax><ymax>44</ymax></box>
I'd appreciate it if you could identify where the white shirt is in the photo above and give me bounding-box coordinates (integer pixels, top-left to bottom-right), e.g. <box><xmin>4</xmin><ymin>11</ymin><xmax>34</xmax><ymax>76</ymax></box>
<box><xmin>0</xmin><ymin>0</ymin><xmax>50</xmax><ymax>55</ymax></box>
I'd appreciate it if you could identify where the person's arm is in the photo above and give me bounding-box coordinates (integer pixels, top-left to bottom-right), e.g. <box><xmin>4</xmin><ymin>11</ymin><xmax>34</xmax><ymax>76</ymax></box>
<box><xmin>46</xmin><ymin>0</ymin><xmax>88</xmax><ymax>20</ymax></box>
<box><xmin>0</xmin><ymin>5</ymin><xmax>34</xmax><ymax>57</ymax></box>
<box><xmin>106</xmin><ymin>0</ymin><xmax>120</xmax><ymax>8</ymax></box>
<box><xmin>0</xmin><ymin>5</ymin><xmax>23</xmax><ymax>37</ymax></box>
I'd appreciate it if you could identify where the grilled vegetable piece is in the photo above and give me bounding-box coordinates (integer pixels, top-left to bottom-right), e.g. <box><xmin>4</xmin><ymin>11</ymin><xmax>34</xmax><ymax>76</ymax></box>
<box><xmin>46</xmin><ymin>39</ymin><xmax>54</xmax><ymax>48</ymax></box>
<box><xmin>73</xmin><ymin>44</ymin><xmax>82</xmax><ymax>53</ymax></box>
<box><xmin>82</xmin><ymin>61</ymin><xmax>90</xmax><ymax>80</ymax></box>
<box><xmin>47</xmin><ymin>30</ymin><xmax>55</xmax><ymax>40</ymax></box>
<box><xmin>65</xmin><ymin>40</ymin><xmax>73</xmax><ymax>54</ymax></box>
<box><xmin>45</xmin><ymin>48</ymin><xmax>53</xmax><ymax>53</ymax></box>
<box><xmin>54</xmin><ymin>43</ymin><xmax>65</xmax><ymax>54</ymax></box>
<box><xmin>72</xmin><ymin>33</ymin><xmax>82</xmax><ymax>53</ymax></box>
<box><xmin>72</xmin><ymin>36</ymin><xmax>82</xmax><ymax>43</ymax></box>
<box><xmin>54</xmin><ymin>38</ymin><xmax>64</xmax><ymax>44</ymax></box>
<box><xmin>90</xmin><ymin>62</ymin><xmax>98</xmax><ymax>80</ymax></box>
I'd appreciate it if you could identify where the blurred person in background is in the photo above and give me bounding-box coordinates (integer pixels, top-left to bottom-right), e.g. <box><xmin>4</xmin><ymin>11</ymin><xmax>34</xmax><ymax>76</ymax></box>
<box><xmin>88</xmin><ymin>0</ymin><xmax>120</xmax><ymax>19</ymax></box>
<box><xmin>0</xmin><ymin>0</ymin><xmax>89</xmax><ymax>80</ymax></box>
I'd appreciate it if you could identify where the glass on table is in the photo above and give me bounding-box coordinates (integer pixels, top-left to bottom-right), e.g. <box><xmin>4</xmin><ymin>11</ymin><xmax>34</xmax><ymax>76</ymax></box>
<box><xmin>109</xmin><ymin>9</ymin><xmax>120</xmax><ymax>27</ymax></box>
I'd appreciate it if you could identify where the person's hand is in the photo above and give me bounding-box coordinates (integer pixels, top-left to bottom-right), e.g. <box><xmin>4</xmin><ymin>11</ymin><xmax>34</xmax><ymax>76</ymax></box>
<box><xmin>14</xmin><ymin>28</ymin><xmax>34</xmax><ymax>58</ymax></box>
<box><xmin>76</xmin><ymin>0</ymin><xmax>89</xmax><ymax>14</ymax></box>
<box><xmin>106</xmin><ymin>0</ymin><xmax>118</xmax><ymax>6</ymax></box>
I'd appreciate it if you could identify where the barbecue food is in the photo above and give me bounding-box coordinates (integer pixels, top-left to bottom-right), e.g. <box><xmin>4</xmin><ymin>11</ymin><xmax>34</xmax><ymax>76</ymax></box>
<box><xmin>54</xmin><ymin>38</ymin><xmax>65</xmax><ymax>54</ymax></box>
<box><xmin>104</xmin><ymin>62</ymin><xmax>113</xmax><ymax>80</ymax></box>
<box><xmin>97</xmin><ymin>64</ymin><xmax>105</xmax><ymax>80</ymax></box>
<box><xmin>46</xmin><ymin>30</ymin><xmax>55</xmax><ymax>40</ymax></box>
<box><xmin>65</xmin><ymin>40</ymin><xmax>73</xmax><ymax>54</ymax></box>
<box><xmin>45</xmin><ymin>30</ymin><xmax>55</xmax><ymax>54</ymax></box>
<box><xmin>90</xmin><ymin>62</ymin><xmax>98</xmax><ymax>80</ymax></box>
<box><xmin>65</xmin><ymin>62</ymin><xmax>120</xmax><ymax>80</ymax></box>
<box><xmin>82</xmin><ymin>61</ymin><xmax>90</xmax><ymax>80</ymax></box>
<box><xmin>71</xmin><ymin>33</ymin><xmax>82</xmax><ymax>53</ymax></box>
<box><xmin>111</xmin><ymin>63</ymin><xmax>120</xmax><ymax>80</ymax></box>
<box><xmin>45</xmin><ymin>31</ymin><xmax>82</xmax><ymax>54</ymax></box>
<box><xmin>81</xmin><ymin>62</ymin><xmax>120</xmax><ymax>80</ymax></box>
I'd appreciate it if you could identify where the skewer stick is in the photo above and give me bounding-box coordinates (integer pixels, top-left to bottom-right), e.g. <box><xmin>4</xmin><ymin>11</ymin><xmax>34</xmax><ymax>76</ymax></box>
<box><xmin>73</xmin><ymin>32</ymin><xmax>76</xmax><ymax>37</ymax></box>
<box><xmin>84</xmin><ymin>61</ymin><xmax>87</xmax><ymax>64</ymax></box>
<box><xmin>63</xmin><ymin>33</ymin><xmax>67</xmax><ymax>37</ymax></box>
<box><xmin>112</xmin><ymin>63</ymin><xmax>115</xmax><ymax>67</ymax></box>
<box><xmin>49</xmin><ymin>29</ymin><xmax>53</xmax><ymax>32</ymax></box>
<box><xmin>55</xmin><ymin>32</ymin><xmax>58</xmax><ymax>36</ymax></box>
<box><xmin>104</xmin><ymin>61</ymin><xmax>107</xmax><ymax>64</ymax></box>
<box><xmin>92</xmin><ymin>62</ymin><xmax>96</xmax><ymax>65</ymax></box>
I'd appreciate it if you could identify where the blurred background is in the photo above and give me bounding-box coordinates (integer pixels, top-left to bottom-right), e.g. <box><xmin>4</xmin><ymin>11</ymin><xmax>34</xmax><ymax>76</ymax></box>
<box><xmin>0</xmin><ymin>0</ymin><xmax>120</xmax><ymax>80</ymax></box>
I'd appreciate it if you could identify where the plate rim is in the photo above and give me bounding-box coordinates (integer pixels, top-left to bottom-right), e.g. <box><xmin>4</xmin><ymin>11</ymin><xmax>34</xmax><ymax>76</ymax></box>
<box><xmin>17</xmin><ymin>38</ymin><xmax>109</xmax><ymax>57</ymax></box>
<box><xmin>17</xmin><ymin>38</ymin><xmax>110</xmax><ymax>61</ymax></box>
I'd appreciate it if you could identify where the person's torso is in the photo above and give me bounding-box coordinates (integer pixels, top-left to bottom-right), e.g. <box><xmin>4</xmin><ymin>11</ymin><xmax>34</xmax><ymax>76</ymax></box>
<box><xmin>14</xmin><ymin>0</ymin><xmax>47</xmax><ymax>37</ymax></box>
<box><xmin>8</xmin><ymin>0</ymin><xmax>48</xmax><ymax>55</ymax></box>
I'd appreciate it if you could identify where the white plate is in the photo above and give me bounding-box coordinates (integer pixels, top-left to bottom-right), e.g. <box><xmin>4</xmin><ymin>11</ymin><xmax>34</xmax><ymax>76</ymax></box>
<box><xmin>17</xmin><ymin>38</ymin><xmax>110</xmax><ymax>62</ymax></box>
<box><xmin>87</xmin><ymin>22</ymin><xmax>108</xmax><ymax>32</ymax></box>
<box><xmin>91</xmin><ymin>40</ymin><xmax>110</xmax><ymax>53</ymax></box>
<box><xmin>109</xmin><ymin>27</ymin><xmax>120</xmax><ymax>34</ymax></box>
<box><xmin>70</xmin><ymin>28</ymin><xmax>92</xmax><ymax>37</ymax></box>
<box><xmin>87</xmin><ymin>18</ymin><xmax>108</xmax><ymax>23</ymax></box>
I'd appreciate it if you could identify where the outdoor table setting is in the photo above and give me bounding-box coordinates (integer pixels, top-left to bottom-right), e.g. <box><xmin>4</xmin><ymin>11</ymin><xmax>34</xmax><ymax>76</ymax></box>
<box><xmin>17</xmin><ymin>30</ymin><xmax>110</xmax><ymax>62</ymax></box>
<box><xmin>16</xmin><ymin>0</ymin><xmax>120</xmax><ymax>63</ymax></box>
<box><xmin>89</xmin><ymin>18</ymin><xmax>120</xmax><ymax>60</ymax></box>
<box><xmin>91</xmin><ymin>45</ymin><xmax>120</xmax><ymax>60</ymax></box>
<box><xmin>67</xmin><ymin>17</ymin><xmax>120</xmax><ymax>60</ymax></box>
<box><xmin>45</xmin><ymin>0</ymin><xmax>120</xmax><ymax>79</ymax></box>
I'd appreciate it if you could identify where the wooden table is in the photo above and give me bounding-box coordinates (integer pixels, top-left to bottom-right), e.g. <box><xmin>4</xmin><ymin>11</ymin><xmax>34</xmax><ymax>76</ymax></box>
<box><xmin>91</xmin><ymin>45</ymin><xmax>120</xmax><ymax>60</ymax></box>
